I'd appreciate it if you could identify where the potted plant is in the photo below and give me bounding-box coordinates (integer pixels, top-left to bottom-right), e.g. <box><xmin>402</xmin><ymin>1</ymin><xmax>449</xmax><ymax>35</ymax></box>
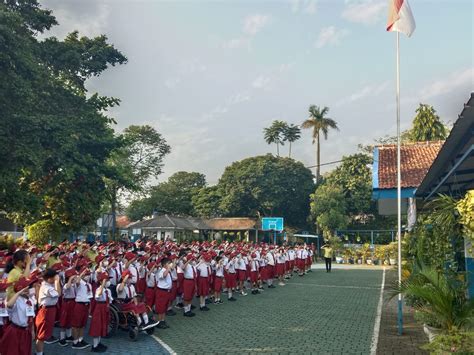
<box><xmin>387</xmin><ymin>242</ymin><xmax>398</xmax><ymax>265</ymax></box>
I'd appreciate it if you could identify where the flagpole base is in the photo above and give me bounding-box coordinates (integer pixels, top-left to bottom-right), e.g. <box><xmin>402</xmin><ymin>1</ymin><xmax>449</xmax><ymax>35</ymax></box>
<box><xmin>397</xmin><ymin>298</ymin><xmax>403</xmax><ymax>335</ymax></box>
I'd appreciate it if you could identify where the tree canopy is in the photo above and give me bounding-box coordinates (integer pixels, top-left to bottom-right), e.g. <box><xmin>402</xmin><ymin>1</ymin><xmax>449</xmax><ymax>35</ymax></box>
<box><xmin>0</xmin><ymin>0</ymin><xmax>127</xmax><ymax>231</ymax></box>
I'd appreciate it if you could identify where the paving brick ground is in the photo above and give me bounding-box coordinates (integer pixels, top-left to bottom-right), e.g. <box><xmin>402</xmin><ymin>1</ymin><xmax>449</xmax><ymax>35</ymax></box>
<box><xmin>41</xmin><ymin>268</ymin><xmax>427</xmax><ymax>354</ymax></box>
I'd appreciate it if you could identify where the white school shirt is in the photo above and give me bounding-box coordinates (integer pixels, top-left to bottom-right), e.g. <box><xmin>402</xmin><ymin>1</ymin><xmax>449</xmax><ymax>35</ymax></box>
<box><xmin>116</xmin><ymin>283</ymin><xmax>136</xmax><ymax>300</ymax></box>
<box><xmin>108</xmin><ymin>266</ymin><xmax>120</xmax><ymax>285</ymax></box>
<box><xmin>250</xmin><ymin>259</ymin><xmax>259</xmax><ymax>272</ymax></box>
<box><xmin>146</xmin><ymin>271</ymin><xmax>156</xmax><ymax>287</ymax></box>
<box><xmin>183</xmin><ymin>264</ymin><xmax>196</xmax><ymax>279</ymax></box>
<box><xmin>128</xmin><ymin>263</ymin><xmax>140</xmax><ymax>284</ymax></box>
<box><xmin>225</xmin><ymin>259</ymin><xmax>236</xmax><ymax>273</ymax></box>
<box><xmin>95</xmin><ymin>287</ymin><xmax>113</xmax><ymax>302</ymax></box>
<box><xmin>289</xmin><ymin>250</ymin><xmax>296</xmax><ymax>261</ymax></box>
<box><xmin>8</xmin><ymin>295</ymin><xmax>34</xmax><ymax>327</ymax></box>
<box><xmin>266</xmin><ymin>253</ymin><xmax>275</xmax><ymax>266</ymax></box>
<box><xmin>235</xmin><ymin>258</ymin><xmax>246</xmax><ymax>271</ymax></box>
<box><xmin>302</xmin><ymin>249</ymin><xmax>309</xmax><ymax>258</ymax></box>
<box><xmin>276</xmin><ymin>254</ymin><xmax>286</xmax><ymax>264</ymax></box>
<box><xmin>62</xmin><ymin>282</ymin><xmax>76</xmax><ymax>299</ymax></box>
<box><xmin>157</xmin><ymin>268</ymin><xmax>172</xmax><ymax>289</ymax></box>
<box><xmin>0</xmin><ymin>292</ymin><xmax>7</xmax><ymax>325</ymax></box>
<box><xmin>170</xmin><ymin>268</ymin><xmax>178</xmax><ymax>281</ymax></box>
<box><xmin>196</xmin><ymin>262</ymin><xmax>210</xmax><ymax>277</ymax></box>
<box><xmin>38</xmin><ymin>281</ymin><xmax>59</xmax><ymax>306</ymax></box>
<box><xmin>259</xmin><ymin>257</ymin><xmax>267</xmax><ymax>268</ymax></box>
<box><xmin>215</xmin><ymin>264</ymin><xmax>224</xmax><ymax>277</ymax></box>
<box><xmin>75</xmin><ymin>279</ymin><xmax>93</xmax><ymax>303</ymax></box>
<box><xmin>297</xmin><ymin>249</ymin><xmax>304</xmax><ymax>259</ymax></box>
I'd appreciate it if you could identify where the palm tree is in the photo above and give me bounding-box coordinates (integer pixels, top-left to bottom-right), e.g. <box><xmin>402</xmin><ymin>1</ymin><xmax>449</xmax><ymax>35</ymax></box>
<box><xmin>301</xmin><ymin>105</ymin><xmax>339</xmax><ymax>181</ymax></box>
<box><xmin>263</xmin><ymin>120</ymin><xmax>287</xmax><ymax>156</ymax></box>
<box><xmin>283</xmin><ymin>124</ymin><xmax>301</xmax><ymax>158</ymax></box>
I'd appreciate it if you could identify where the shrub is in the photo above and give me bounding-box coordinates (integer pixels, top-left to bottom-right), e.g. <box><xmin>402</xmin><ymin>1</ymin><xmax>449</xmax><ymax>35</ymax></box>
<box><xmin>27</xmin><ymin>220</ymin><xmax>61</xmax><ymax>245</ymax></box>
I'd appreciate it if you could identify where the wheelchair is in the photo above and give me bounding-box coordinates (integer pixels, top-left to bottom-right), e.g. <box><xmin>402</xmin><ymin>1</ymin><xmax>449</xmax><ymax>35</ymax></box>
<box><xmin>107</xmin><ymin>298</ymin><xmax>156</xmax><ymax>341</ymax></box>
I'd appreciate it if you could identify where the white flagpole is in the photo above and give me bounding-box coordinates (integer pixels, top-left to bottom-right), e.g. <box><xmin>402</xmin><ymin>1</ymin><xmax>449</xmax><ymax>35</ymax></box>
<box><xmin>396</xmin><ymin>31</ymin><xmax>403</xmax><ymax>336</ymax></box>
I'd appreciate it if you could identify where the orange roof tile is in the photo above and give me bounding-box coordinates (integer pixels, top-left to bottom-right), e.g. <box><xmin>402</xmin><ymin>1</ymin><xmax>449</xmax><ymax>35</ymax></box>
<box><xmin>377</xmin><ymin>141</ymin><xmax>444</xmax><ymax>189</ymax></box>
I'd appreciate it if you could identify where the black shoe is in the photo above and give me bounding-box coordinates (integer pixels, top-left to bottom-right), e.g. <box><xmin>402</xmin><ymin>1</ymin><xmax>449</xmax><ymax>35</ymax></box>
<box><xmin>142</xmin><ymin>320</ymin><xmax>159</xmax><ymax>330</ymax></box>
<box><xmin>184</xmin><ymin>311</ymin><xmax>195</xmax><ymax>317</ymax></box>
<box><xmin>59</xmin><ymin>339</ymin><xmax>68</xmax><ymax>347</ymax></box>
<box><xmin>157</xmin><ymin>321</ymin><xmax>169</xmax><ymax>329</ymax></box>
<box><xmin>218</xmin><ymin>299</ymin><xmax>224</xmax><ymax>304</ymax></box>
<box><xmin>190</xmin><ymin>305</ymin><xmax>196</xmax><ymax>310</ymax></box>
<box><xmin>228</xmin><ymin>297</ymin><xmax>237</xmax><ymax>301</ymax></box>
<box><xmin>72</xmin><ymin>340</ymin><xmax>90</xmax><ymax>350</ymax></box>
<box><xmin>175</xmin><ymin>303</ymin><xmax>184</xmax><ymax>309</ymax></box>
<box><xmin>200</xmin><ymin>306</ymin><xmax>210</xmax><ymax>311</ymax></box>
<box><xmin>45</xmin><ymin>336</ymin><xmax>59</xmax><ymax>345</ymax></box>
<box><xmin>255</xmin><ymin>290</ymin><xmax>261</xmax><ymax>294</ymax></box>
<box><xmin>65</xmin><ymin>336</ymin><xmax>75</xmax><ymax>343</ymax></box>
<box><xmin>166</xmin><ymin>309</ymin><xmax>176</xmax><ymax>316</ymax></box>
<box><xmin>268</xmin><ymin>284</ymin><xmax>276</xmax><ymax>288</ymax></box>
<box><xmin>91</xmin><ymin>345</ymin><xmax>106</xmax><ymax>353</ymax></box>
<box><xmin>97</xmin><ymin>343</ymin><xmax>107</xmax><ymax>351</ymax></box>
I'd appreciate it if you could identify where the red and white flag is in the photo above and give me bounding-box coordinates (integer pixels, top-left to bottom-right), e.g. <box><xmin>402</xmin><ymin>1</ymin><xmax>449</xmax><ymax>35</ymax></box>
<box><xmin>386</xmin><ymin>0</ymin><xmax>416</xmax><ymax>37</ymax></box>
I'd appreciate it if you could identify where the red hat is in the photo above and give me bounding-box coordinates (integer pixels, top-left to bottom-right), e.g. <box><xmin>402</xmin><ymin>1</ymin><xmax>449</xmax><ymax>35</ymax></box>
<box><xmin>147</xmin><ymin>262</ymin><xmax>156</xmax><ymax>271</ymax></box>
<box><xmin>124</xmin><ymin>252</ymin><xmax>136</xmax><ymax>261</ymax></box>
<box><xmin>95</xmin><ymin>254</ymin><xmax>105</xmax><ymax>264</ymax></box>
<box><xmin>97</xmin><ymin>272</ymin><xmax>110</xmax><ymax>283</ymax></box>
<box><xmin>203</xmin><ymin>253</ymin><xmax>212</xmax><ymax>262</ymax></box>
<box><xmin>251</xmin><ymin>253</ymin><xmax>257</xmax><ymax>258</ymax></box>
<box><xmin>79</xmin><ymin>266</ymin><xmax>91</xmax><ymax>276</ymax></box>
<box><xmin>186</xmin><ymin>253</ymin><xmax>195</xmax><ymax>261</ymax></box>
<box><xmin>121</xmin><ymin>270</ymin><xmax>132</xmax><ymax>279</ymax></box>
<box><xmin>13</xmin><ymin>277</ymin><xmax>36</xmax><ymax>292</ymax></box>
<box><xmin>0</xmin><ymin>280</ymin><xmax>12</xmax><ymax>291</ymax></box>
<box><xmin>51</xmin><ymin>262</ymin><xmax>63</xmax><ymax>271</ymax></box>
<box><xmin>65</xmin><ymin>268</ymin><xmax>78</xmax><ymax>279</ymax></box>
<box><xmin>169</xmin><ymin>254</ymin><xmax>177</xmax><ymax>260</ymax></box>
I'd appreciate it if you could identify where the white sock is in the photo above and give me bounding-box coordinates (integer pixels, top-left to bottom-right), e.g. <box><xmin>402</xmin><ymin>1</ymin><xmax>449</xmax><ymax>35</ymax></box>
<box><xmin>93</xmin><ymin>337</ymin><xmax>100</xmax><ymax>347</ymax></box>
<box><xmin>200</xmin><ymin>302</ymin><xmax>205</xmax><ymax>307</ymax></box>
<box><xmin>36</xmin><ymin>352</ymin><xmax>43</xmax><ymax>355</ymax></box>
<box><xmin>186</xmin><ymin>305</ymin><xmax>191</xmax><ymax>312</ymax></box>
<box><xmin>142</xmin><ymin>313</ymin><xmax>149</xmax><ymax>324</ymax></box>
<box><xmin>137</xmin><ymin>316</ymin><xmax>142</xmax><ymax>326</ymax></box>
<box><xmin>60</xmin><ymin>330</ymin><xmax>65</xmax><ymax>340</ymax></box>
<box><xmin>66</xmin><ymin>328</ymin><xmax>72</xmax><ymax>337</ymax></box>
<box><xmin>228</xmin><ymin>291</ymin><xmax>232</xmax><ymax>299</ymax></box>
<box><xmin>79</xmin><ymin>337</ymin><xmax>83</xmax><ymax>342</ymax></box>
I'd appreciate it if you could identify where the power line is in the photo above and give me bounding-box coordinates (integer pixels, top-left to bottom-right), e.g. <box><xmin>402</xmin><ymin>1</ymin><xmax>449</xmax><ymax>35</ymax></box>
<box><xmin>306</xmin><ymin>159</ymin><xmax>343</xmax><ymax>169</ymax></box>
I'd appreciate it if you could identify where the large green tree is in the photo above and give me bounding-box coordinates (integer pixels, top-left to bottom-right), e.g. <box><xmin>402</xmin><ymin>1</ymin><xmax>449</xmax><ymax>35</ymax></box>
<box><xmin>301</xmin><ymin>105</ymin><xmax>339</xmax><ymax>181</ymax></box>
<box><xmin>0</xmin><ymin>1</ymin><xmax>126</xmax><ymax>231</ymax></box>
<box><xmin>192</xmin><ymin>186</ymin><xmax>222</xmax><ymax>218</ymax></box>
<box><xmin>126</xmin><ymin>171</ymin><xmax>206</xmax><ymax>220</ymax></box>
<box><xmin>105</xmin><ymin>125</ymin><xmax>170</xmax><ymax>235</ymax></box>
<box><xmin>410</xmin><ymin>103</ymin><xmax>447</xmax><ymax>142</ymax></box>
<box><xmin>217</xmin><ymin>155</ymin><xmax>314</xmax><ymax>227</ymax></box>
<box><xmin>310</xmin><ymin>184</ymin><xmax>348</xmax><ymax>233</ymax></box>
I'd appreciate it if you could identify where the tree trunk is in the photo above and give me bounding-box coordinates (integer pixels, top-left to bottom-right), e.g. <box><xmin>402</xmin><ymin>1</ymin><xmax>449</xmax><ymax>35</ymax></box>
<box><xmin>276</xmin><ymin>142</ymin><xmax>280</xmax><ymax>157</ymax></box>
<box><xmin>289</xmin><ymin>142</ymin><xmax>292</xmax><ymax>158</ymax></box>
<box><xmin>316</xmin><ymin>132</ymin><xmax>320</xmax><ymax>181</ymax></box>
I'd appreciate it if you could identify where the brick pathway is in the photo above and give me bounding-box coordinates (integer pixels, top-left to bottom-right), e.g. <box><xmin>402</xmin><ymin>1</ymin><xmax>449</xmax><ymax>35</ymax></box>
<box><xmin>41</xmin><ymin>268</ymin><xmax>427</xmax><ymax>354</ymax></box>
<box><xmin>377</xmin><ymin>270</ymin><xmax>428</xmax><ymax>355</ymax></box>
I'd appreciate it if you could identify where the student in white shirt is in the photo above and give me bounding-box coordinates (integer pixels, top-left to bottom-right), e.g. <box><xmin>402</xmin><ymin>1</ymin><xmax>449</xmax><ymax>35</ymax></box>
<box><xmin>155</xmin><ymin>258</ymin><xmax>173</xmax><ymax>329</ymax></box>
<box><xmin>71</xmin><ymin>268</ymin><xmax>93</xmax><ymax>350</ymax></box>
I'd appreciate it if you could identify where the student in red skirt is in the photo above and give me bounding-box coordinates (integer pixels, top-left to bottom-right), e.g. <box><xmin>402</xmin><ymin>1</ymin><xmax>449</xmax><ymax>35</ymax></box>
<box><xmin>249</xmin><ymin>253</ymin><xmax>260</xmax><ymax>295</ymax></box>
<box><xmin>166</xmin><ymin>255</ymin><xmax>178</xmax><ymax>316</ymax></box>
<box><xmin>235</xmin><ymin>253</ymin><xmax>247</xmax><ymax>296</ymax></box>
<box><xmin>35</xmin><ymin>268</ymin><xmax>61</xmax><ymax>355</ymax></box>
<box><xmin>89</xmin><ymin>272</ymin><xmax>112</xmax><ymax>353</ymax></box>
<box><xmin>182</xmin><ymin>253</ymin><xmax>197</xmax><ymax>317</ymax></box>
<box><xmin>276</xmin><ymin>248</ymin><xmax>286</xmax><ymax>286</ymax></box>
<box><xmin>174</xmin><ymin>253</ymin><xmax>185</xmax><ymax>309</ymax></box>
<box><xmin>196</xmin><ymin>253</ymin><xmax>211</xmax><ymax>311</ymax></box>
<box><xmin>144</xmin><ymin>262</ymin><xmax>157</xmax><ymax>309</ymax></box>
<box><xmin>0</xmin><ymin>279</ymin><xmax>11</xmax><ymax>339</ymax></box>
<box><xmin>71</xmin><ymin>267</ymin><xmax>93</xmax><ymax>349</ymax></box>
<box><xmin>58</xmin><ymin>268</ymin><xmax>78</xmax><ymax>346</ymax></box>
<box><xmin>212</xmin><ymin>256</ymin><xmax>224</xmax><ymax>304</ymax></box>
<box><xmin>0</xmin><ymin>277</ymin><xmax>36</xmax><ymax>355</ymax></box>
<box><xmin>224</xmin><ymin>253</ymin><xmax>237</xmax><ymax>301</ymax></box>
<box><xmin>155</xmin><ymin>257</ymin><xmax>172</xmax><ymax>329</ymax></box>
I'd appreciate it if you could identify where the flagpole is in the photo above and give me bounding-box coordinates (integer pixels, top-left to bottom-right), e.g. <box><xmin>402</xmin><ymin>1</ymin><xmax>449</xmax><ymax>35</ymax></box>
<box><xmin>396</xmin><ymin>31</ymin><xmax>403</xmax><ymax>336</ymax></box>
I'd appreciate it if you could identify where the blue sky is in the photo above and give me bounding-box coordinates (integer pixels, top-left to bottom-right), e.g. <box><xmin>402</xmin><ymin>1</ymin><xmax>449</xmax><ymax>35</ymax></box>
<box><xmin>42</xmin><ymin>0</ymin><xmax>473</xmax><ymax>184</ymax></box>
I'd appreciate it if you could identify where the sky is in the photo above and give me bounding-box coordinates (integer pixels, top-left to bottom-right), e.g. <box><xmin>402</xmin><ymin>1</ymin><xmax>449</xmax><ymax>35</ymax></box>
<box><xmin>41</xmin><ymin>0</ymin><xmax>473</xmax><ymax>185</ymax></box>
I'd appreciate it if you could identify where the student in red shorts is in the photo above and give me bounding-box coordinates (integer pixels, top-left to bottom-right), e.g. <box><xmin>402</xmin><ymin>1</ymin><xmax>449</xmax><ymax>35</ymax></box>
<box><xmin>35</xmin><ymin>268</ymin><xmax>61</xmax><ymax>355</ymax></box>
<box><xmin>58</xmin><ymin>268</ymin><xmax>78</xmax><ymax>346</ymax></box>
<box><xmin>71</xmin><ymin>267</ymin><xmax>93</xmax><ymax>350</ymax></box>
<box><xmin>89</xmin><ymin>272</ymin><xmax>112</xmax><ymax>353</ymax></box>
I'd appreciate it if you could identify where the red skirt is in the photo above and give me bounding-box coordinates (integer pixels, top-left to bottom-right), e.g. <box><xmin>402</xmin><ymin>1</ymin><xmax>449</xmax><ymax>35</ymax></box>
<box><xmin>214</xmin><ymin>276</ymin><xmax>223</xmax><ymax>292</ymax></box>
<box><xmin>89</xmin><ymin>302</ymin><xmax>109</xmax><ymax>337</ymax></box>
<box><xmin>71</xmin><ymin>302</ymin><xmax>90</xmax><ymax>328</ymax></box>
<box><xmin>144</xmin><ymin>287</ymin><xmax>155</xmax><ymax>308</ymax></box>
<box><xmin>260</xmin><ymin>266</ymin><xmax>267</xmax><ymax>281</ymax></box>
<box><xmin>120</xmin><ymin>301</ymin><xmax>147</xmax><ymax>314</ymax></box>
<box><xmin>250</xmin><ymin>271</ymin><xmax>258</xmax><ymax>283</ymax></box>
<box><xmin>290</xmin><ymin>260</ymin><xmax>295</xmax><ymax>269</ymax></box>
<box><xmin>154</xmin><ymin>288</ymin><xmax>171</xmax><ymax>314</ymax></box>
<box><xmin>237</xmin><ymin>270</ymin><xmax>246</xmax><ymax>282</ymax></box>
<box><xmin>225</xmin><ymin>273</ymin><xmax>237</xmax><ymax>289</ymax></box>
<box><xmin>170</xmin><ymin>280</ymin><xmax>178</xmax><ymax>302</ymax></box>
<box><xmin>177</xmin><ymin>273</ymin><xmax>184</xmax><ymax>294</ymax></box>
<box><xmin>137</xmin><ymin>277</ymin><xmax>146</xmax><ymax>294</ymax></box>
<box><xmin>266</xmin><ymin>265</ymin><xmax>275</xmax><ymax>279</ymax></box>
<box><xmin>276</xmin><ymin>263</ymin><xmax>285</xmax><ymax>276</ymax></box>
<box><xmin>297</xmin><ymin>259</ymin><xmax>305</xmax><ymax>270</ymax></box>
<box><xmin>306</xmin><ymin>256</ymin><xmax>312</xmax><ymax>266</ymax></box>
<box><xmin>197</xmin><ymin>277</ymin><xmax>209</xmax><ymax>296</ymax></box>
<box><xmin>59</xmin><ymin>299</ymin><xmax>76</xmax><ymax>328</ymax></box>
<box><xmin>0</xmin><ymin>323</ymin><xmax>32</xmax><ymax>355</ymax></box>
<box><xmin>182</xmin><ymin>279</ymin><xmax>195</xmax><ymax>302</ymax></box>
<box><xmin>35</xmin><ymin>306</ymin><xmax>57</xmax><ymax>341</ymax></box>
<box><xmin>285</xmin><ymin>261</ymin><xmax>290</xmax><ymax>272</ymax></box>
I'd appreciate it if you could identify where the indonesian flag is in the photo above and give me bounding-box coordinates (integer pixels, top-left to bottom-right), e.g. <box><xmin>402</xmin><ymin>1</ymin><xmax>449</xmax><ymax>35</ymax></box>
<box><xmin>386</xmin><ymin>0</ymin><xmax>416</xmax><ymax>37</ymax></box>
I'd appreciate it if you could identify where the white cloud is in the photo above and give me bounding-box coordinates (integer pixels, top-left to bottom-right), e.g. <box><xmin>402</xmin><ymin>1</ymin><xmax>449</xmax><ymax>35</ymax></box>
<box><xmin>243</xmin><ymin>14</ymin><xmax>270</xmax><ymax>36</ymax></box>
<box><xmin>337</xmin><ymin>81</ymin><xmax>389</xmax><ymax>106</ymax></box>
<box><xmin>342</xmin><ymin>0</ymin><xmax>387</xmax><ymax>26</ymax></box>
<box><xmin>164</xmin><ymin>58</ymin><xmax>207</xmax><ymax>89</ymax></box>
<box><xmin>315</xmin><ymin>26</ymin><xmax>349</xmax><ymax>48</ymax></box>
<box><xmin>419</xmin><ymin>67</ymin><xmax>474</xmax><ymax>100</ymax></box>
<box><xmin>222</xmin><ymin>37</ymin><xmax>251</xmax><ymax>50</ymax></box>
<box><xmin>227</xmin><ymin>92</ymin><xmax>251</xmax><ymax>105</ymax></box>
<box><xmin>252</xmin><ymin>75</ymin><xmax>271</xmax><ymax>89</ymax></box>
<box><xmin>290</xmin><ymin>0</ymin><xmax>317</xmax><ymax>15</ymax></box>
